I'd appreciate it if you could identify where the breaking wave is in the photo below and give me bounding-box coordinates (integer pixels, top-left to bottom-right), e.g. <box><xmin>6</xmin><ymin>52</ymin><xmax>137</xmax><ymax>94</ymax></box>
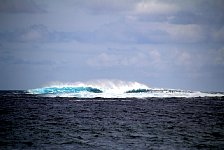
<box><xmin>27</xmin><ymin>80</ymin><xmax>224</xmax><ymax>98</ymax></box>
<box><xmin>29</xmin><ymin>87</ymin><xmax>103</xmax><ymax>94</ymax></box>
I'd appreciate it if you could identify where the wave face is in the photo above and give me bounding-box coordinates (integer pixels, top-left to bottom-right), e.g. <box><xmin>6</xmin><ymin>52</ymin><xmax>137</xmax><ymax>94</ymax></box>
<box><xmin>29</xmin><ymin>87</ymin><xmax>103</xmax><ymax>94</ymax></box>
<box><xmin>27</xmin><ymin>80</ymin><xmax>224</xmax><ymax>98</ymax></box>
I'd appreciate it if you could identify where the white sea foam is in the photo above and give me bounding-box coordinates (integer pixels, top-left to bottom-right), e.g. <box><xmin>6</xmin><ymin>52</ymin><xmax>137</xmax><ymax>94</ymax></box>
<box><xmin>28</xmin><ymin>79</ymin><xmax>224</xmax><ymax>98</ymax></box>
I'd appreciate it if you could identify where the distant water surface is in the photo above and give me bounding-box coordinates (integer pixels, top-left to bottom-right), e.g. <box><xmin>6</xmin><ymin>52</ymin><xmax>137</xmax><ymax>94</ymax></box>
<box><xmin>0</xmin><ymin>91</ymin><xmax>223</xmax><ymax>149</ymax></box>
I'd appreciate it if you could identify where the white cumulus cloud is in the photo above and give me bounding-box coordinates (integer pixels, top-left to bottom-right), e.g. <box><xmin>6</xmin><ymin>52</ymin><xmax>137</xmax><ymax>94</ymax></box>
<box><xmin>135</xmin><ymin>0</ymin><xmax>179</xmax><ymax>15</ymax></box>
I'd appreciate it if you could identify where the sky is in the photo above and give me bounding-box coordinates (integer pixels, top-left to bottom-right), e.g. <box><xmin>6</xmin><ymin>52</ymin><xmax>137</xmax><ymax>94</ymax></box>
<box><xmin>0</xmin><ymin>0</ymin><xmax>224</xmax><ymax>91</ymax></box>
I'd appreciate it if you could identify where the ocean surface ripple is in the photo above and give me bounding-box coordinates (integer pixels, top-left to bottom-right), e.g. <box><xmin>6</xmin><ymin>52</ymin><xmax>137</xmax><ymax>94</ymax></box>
<box><xmin>0</xmin><ymin>91</ymin><xmax>224</xmax><ymax>149</ymax></box>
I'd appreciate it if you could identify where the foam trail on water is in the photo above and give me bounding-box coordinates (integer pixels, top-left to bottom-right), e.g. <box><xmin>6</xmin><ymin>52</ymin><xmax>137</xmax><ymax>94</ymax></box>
<box><xmin>27</xmin><ymin>80</ymin><xmax>224</xmax><ymax>98</ymax></box>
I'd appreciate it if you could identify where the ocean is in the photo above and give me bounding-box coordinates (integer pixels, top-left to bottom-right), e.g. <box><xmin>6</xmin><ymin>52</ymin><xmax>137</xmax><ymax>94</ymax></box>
<box><xmin>0</xmin><ymin>90</ymin><xmax>224</xmax><ymax>150</ymax></box>
<box><xmin>1</xmin><ymin>80</ymin><xmax>224</xmax><ymax>149</ymax></box>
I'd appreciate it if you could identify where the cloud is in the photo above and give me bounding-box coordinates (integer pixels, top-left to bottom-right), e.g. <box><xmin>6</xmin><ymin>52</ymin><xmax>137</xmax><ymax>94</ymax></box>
<box><xmin>19</xmin><ymin>25</ymin><xmax>48</xmax><ymax>42</ymax></box>
<box><xmin>85</xmin><ymin>47</ymin><xmax>220</xmax><ymax>83</ymax></box>
<box><xmin>126</xmin><ymin>0</ymin><xmax>224</xmax><ymax>31</ymax></box>
<box><xmin>0</xmin><ymin>0</ymin><xmax>223</xmax><ymax>91</ymax></box>
<box><xmin>0</xmin><ymin>0</ymin><xmax>46</xmax><ymax>13</ymax></box>
<box><xmin>0</xmin><ymin>23</ymin><xmax>138</xmax><ymax>44</ymax></box>
<box><xmin>125</xmin><ymin>0</ymin><xmax>179</xmax><ymax>23</ymax></box>
<box><xmin>73</xmin><ymin>0</ymin><xmax>135</xmax><ymax>14</ymax></box>
<box><xmin>87</xmin><ymin>52</ymin><xmax>142</xmax><ymax>67</ymax></box>
<box><xmin>163</xmin><ymin>24</ymin><xmax>205</xmax><ymax>43</ymax></box>
<box><xmin>212</xmin><ymin>26</ymin><xmax>224</xmax><ymax>42</ymax></box>
<box><xmin>0</xmin><ymin>24</ymin><xmax>48</xmax><ymax>42</ymax></box>
<box><xmin>214</xmin><ymin>47</ymin><xmax>224</xmax><ymax>65</ymax></box>
<box><xmin>174</xmin><ymin>51</ymin><xmax>193</xmax><ymax>67</ymax></box>
<box><xmin>135</xmin><ymin>0</ymin><xmax>179</xmax><ymax>15</ymax></box>
<box><xmin>0</xmin><ymin>0</ymin><xmax>219</xmax><ymax>45</ymax></box>
<box><xmin>86</xmin><ymin>48</ymin><xmax>164</xmax><ymax>68</ymax></box>
<box><xmin>87</xmin><ymin>50</ymin><xmax>152</xmax><ymax>67</ymax></box>
<box><xmin>117</xmin><ymin>21</ymin><xmax>206</xmax><ymax>44</ymax></box>
<box><xmin>0</xmin><ymin>24</ymin><xmax>80</xmax><ymax>43</ymax></box>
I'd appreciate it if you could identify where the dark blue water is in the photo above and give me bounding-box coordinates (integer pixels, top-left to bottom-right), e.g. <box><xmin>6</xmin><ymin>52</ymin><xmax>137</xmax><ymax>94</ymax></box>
<box><xmin>0</xmin><ymin>91</ymin><xmax>224</xmax><ymax>149</ymax></box>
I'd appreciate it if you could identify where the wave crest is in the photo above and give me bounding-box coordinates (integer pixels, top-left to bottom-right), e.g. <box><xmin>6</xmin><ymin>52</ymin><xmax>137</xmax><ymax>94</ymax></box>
<box><xmin>28</xmin><ymin>80</ymin><xmax>149</xmax><ymax>95</ymax></box>
<box><xmin>28</xmin><ymin>87</ymin><xmax>103</xmax><ymax>94</ymax></box>
<box><xmin>27</xmin><ymin>80</ymin><xmax>224</xmax><ymax>98</ymax></box>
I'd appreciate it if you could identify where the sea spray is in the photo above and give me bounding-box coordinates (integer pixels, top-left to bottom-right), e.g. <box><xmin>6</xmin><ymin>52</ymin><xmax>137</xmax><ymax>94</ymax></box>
<box><xmin>28</xmin><ymin>79</ymin><xmax>224</xmax><ymax>98</ymax></box>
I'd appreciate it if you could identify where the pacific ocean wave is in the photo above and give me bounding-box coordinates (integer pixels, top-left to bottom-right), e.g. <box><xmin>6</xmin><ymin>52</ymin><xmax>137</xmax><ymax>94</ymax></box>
<box><xmin>28</xmin><ymin>87</ymin><xmax>103</xmax><ymax>94</ymax></box>
<box><xmin>27</xmin><ymin>80</ymin><xmax>224</xmax><ymax>98</ymax></box>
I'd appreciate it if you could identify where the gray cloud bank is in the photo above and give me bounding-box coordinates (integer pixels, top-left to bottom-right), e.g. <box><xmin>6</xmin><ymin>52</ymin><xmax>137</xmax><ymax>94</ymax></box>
<box><xmin>0</xmin><ymin>0</ymin><xmax>224</xmax><ymax>91</ymax></box>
